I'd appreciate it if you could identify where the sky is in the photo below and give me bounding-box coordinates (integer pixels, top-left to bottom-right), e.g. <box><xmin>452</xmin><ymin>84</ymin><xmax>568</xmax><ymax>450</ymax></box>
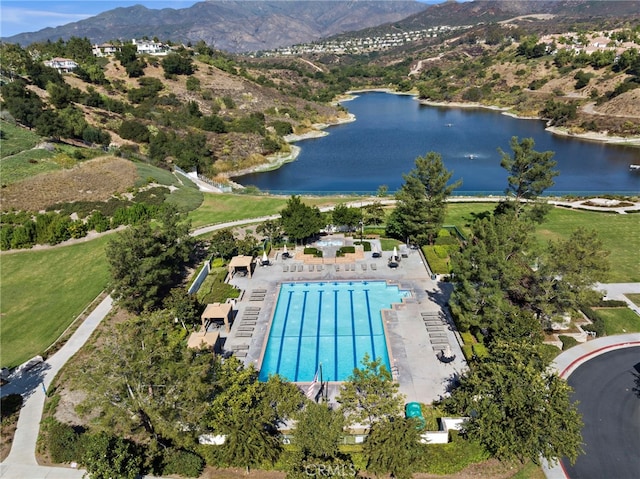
<box><xmin>0</xmin><ymin>0</ymin><xmax>450</xmax><ymax>39</ymax></box>
<box><xmin>0</xmin><ymin>1</ymin><xmax>198</xmax><ymax>38</ymax></box>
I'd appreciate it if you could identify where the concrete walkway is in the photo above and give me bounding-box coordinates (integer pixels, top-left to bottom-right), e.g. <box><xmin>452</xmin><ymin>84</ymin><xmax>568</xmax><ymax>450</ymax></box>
<box><xmin>543</xmin><ymin>333</ymin><xmax>640</xmax><ymax>479</ymax></box>
<box><xmin>0</xmin><ymin>296</ymin><xmax>113</xmax><ymax>479</ymax></box>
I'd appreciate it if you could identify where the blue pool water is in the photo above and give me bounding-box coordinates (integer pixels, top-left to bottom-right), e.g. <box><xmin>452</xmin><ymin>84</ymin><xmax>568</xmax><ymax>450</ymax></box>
<box><xmin>259</xmin><ymin>281</ymin><xmax>409</xmax><ymax>382</ymax></box>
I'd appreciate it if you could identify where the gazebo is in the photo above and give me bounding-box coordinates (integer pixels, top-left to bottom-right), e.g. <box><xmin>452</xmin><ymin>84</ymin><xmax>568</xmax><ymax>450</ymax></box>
<box><xmin>228</xmin><ymin>255</ymin><xmax>254</xmax><ymax>278</ymax></box>
<box><xmin>201</xmin><ymin>302</ymin><xmax>232</xmax><ymax>333</ymax></box>
<box><xmin>187</xmin><ymin>329</ymin><xmax>219</xmax><ymax>350</ymax></box>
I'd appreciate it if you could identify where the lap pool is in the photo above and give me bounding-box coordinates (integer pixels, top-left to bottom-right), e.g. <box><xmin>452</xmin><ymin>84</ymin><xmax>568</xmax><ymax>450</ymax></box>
<box><xmin>258</xmin><ymin>281</ymin><xmax>409</xmax><ymax>382</ymax></box>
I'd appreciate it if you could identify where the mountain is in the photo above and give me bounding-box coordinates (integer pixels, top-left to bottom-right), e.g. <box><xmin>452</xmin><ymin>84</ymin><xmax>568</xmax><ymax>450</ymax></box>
<box><xmin>335</xmin><ymin>0</ymin><xmax>640</xmax><ymax>39</ymax></box>
<box><xmin>2</xmin><ymin>0</ymin><xmax>429</xmax><ymax>53</ymax></box>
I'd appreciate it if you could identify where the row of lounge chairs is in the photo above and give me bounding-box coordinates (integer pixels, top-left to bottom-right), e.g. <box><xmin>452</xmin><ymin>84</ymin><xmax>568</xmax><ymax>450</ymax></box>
<box><xmin>233</xmin><ymin>306</ymin><xmax>261</xmax><ymax>357</ymax></box>
<box><xmin>280</xmin><ymin>262</ymin><xmax>380</xmax><ymax>273</ymax></box>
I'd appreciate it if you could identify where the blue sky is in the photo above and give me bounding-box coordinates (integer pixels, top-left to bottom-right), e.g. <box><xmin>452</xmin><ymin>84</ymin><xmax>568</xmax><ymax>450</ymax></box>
<box><xmin>0</xmin><ymin>1</ymin><xmax>198</xmax><ymax>38</ymax></box>
<box><xmin>1</xmin><ymin>0</ymin><xmax>450</xmax><ymax>39</ymax></box>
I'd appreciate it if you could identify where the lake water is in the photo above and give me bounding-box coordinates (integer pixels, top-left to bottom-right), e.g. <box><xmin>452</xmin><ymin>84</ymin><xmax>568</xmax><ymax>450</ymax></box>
<box><xmin>236</xmin><ymin>92</ymin><xmax>640</xmax><ymax>195</ymax></box>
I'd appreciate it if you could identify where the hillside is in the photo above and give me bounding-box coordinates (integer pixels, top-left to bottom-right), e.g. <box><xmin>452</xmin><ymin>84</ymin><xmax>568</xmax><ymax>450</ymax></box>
<box><xmin>2</xmin><ymin>0</ymin><xmax>428</xmax><ymax>53</ymax></box>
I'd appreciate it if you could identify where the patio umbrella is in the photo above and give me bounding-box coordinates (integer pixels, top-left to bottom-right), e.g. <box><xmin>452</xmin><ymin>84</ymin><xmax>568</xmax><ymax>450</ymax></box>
<box><xmin>392</xmin><ymin>246</ymin><xmax>398</xmax><ymax>260</ymax></box>
<box><xmin>283</xmin><ymin>244</ymin><xmax>288</xmax><ymax>256</ymax></box>
<box><xmin>262</xmin><ymin>250</ymin><xmax>268</xmax><ymax>263</ymax></box>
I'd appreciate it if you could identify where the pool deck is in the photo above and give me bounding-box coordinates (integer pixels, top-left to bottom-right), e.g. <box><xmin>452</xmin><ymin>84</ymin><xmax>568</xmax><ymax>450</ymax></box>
<box><xmin>224</xmin><ymin>236</ymin><xmax>467</xmax><ymax>405</ymax></box>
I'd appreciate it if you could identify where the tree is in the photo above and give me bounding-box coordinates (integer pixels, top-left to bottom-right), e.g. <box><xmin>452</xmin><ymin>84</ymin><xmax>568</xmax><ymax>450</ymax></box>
<box><xmin>528</xmin><ymin>227</ymin><xmax>610</xmax><ymax>321</ymax></box>
<box><xmin>163</xmin><ymin>288</ymin><xmax>203</xmax><ymax>328</ymax></box>
<box><xmin>364</xmin><ymin>417</ymin><xmax>423</xmax><ymax>479</ymax></box>
<box><xmin>162</xmin><ymin>53</ymin><xmax>195</xmax><ymax>75</ymax></box>
<box><xmin>82</xmin><ymin>311</ymin><xmax>212</xmax><ymax>447</ymax></box>
<box><xmin>82</xmin><ymin>432</ymin><xmax>143</xmax><ymax>479</ymax></box>
<box><xmin>389</xmin><ymin>152</ymin><xmax>461</xmax><ymax>246</ymax></box>
<box><xmin>363</xmin><ymin>201</ymin><xmax>385</xmax><ymax>226</ymax></box>
<box><xmin>498</xmin><ymin>136</ymin><xmax>558</xmax><ymax>221</ymax></box>
<box><xmin>106</xmin><ymin>207</ymin><xmax>193</xmax><ymax>313</ymax></box>
<box><xmin>331</xmin><ymin>203</ymin><xmax>361</xmax><ymax>231</ymax></box>
<box><xmin>207</xmin><ymin>359</ymin><xmax>302</xmax><ymax>472</ymax></box>
<box><xmin>292</xmin><ymin>402</ymin><xmax>344</xmax><ymax>461</ymax></box>
<box><xmin>209</xmin><ymin>228</ymin><xmax>238</xmax><ymax>260</ymax></box>
<box><xmin>337</xmin><ymin>354</ymin><xmax>404</xmax><ymax>427</ymax></box>
<box><xmin>279</xmin><ymin>195</ymin><xmax>323</xmax><ymax>244</ymax></box>
<box><xmin>256</xmin><ymin>219</ymin><xmax>283</xmax><ymax>246</ymax></box>
<box><xmin>443</xmin><ymin>341</ymin><xmax>583</xmax><ymax>466</ymax></box>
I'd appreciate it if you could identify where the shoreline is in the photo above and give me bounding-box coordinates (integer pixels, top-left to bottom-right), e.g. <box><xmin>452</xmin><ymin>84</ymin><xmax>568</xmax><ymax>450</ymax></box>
<box><xmin>224</xmin><ymin>89</ymin><xmax>639</xmax><ymax>185</ymax></box>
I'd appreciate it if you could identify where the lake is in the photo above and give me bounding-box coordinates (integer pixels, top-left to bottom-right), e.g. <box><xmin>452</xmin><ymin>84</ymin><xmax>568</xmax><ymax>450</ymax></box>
<box><xmin>235</xmin><ymin>92</ymin><xmax>640</xmax><ymax>195</ymax></box>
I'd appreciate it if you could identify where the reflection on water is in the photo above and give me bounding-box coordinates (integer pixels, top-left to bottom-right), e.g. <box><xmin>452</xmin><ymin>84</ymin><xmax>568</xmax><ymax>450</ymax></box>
<box><xmin>236</xmin><ymin>92</ymin><xmax>640</xmax><ymax>195</ymax></box>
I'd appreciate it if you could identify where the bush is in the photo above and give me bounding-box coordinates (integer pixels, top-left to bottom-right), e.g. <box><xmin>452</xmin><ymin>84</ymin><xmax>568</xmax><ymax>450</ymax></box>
<box><xmin>418</xmin><ymin>431</ymin><xmax>489</xmax><ymax>474</ymax></box>
<box><xmin>304</xmin><ymin>247</ymin><xmax>323</xmax><ymax>257</ymax></box>
<box><xmin>161</xmin><ymin>448</ymin><xmax>205</xmax><ymax>477</ymax></box>
<box><xmin>44</xmin><ymin>419</ymin><xmax>85</xmax><ymax>463</ymax></box>
<box><xmin>559</xmin><ymin>335</ymin><xmax>579</xmax><ymax>350</ymax></box>
<box><xmin>460</xmin><ymin>332</ymin><xmax>475</xmax><ymax>345</ymax></box>
<box><xmin>472</xmin><ymin>343</ymin><xmax>488</xmax><ymax>358</ymax></box>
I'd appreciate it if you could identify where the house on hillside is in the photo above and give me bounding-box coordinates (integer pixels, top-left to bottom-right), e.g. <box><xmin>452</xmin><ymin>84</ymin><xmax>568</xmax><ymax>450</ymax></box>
<box><xmin>132</xmin><ymin>39</ymin><xmax>169</xmax><ymax>55</ymax></box>
<box><xmin>44</xmin><ymin>58</ymin><xmax>78</xmax><ymax>73</ymax></box>
<box><xmin>92</xmin><ymin>43</ymin><xmax>120</xmax><ymax>57</ymax></box>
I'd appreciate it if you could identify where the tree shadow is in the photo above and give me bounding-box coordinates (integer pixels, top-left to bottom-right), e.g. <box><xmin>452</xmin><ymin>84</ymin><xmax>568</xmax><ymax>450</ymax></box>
<box><xmin>632</xmin><ymin>362</ymin><xmax>640</xmax><ymax>399</ymax></box>
<box><xmin>0</xmin><ymin>361</ymin><xmax>51</xmax><ymax>402</ymax></box>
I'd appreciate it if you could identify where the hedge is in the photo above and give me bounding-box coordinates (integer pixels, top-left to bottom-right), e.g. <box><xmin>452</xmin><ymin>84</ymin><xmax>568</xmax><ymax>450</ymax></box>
<box><xmin>559</xmin><ymin>335</ymin><xmax>579</xmax><ymax>350</ymax></box>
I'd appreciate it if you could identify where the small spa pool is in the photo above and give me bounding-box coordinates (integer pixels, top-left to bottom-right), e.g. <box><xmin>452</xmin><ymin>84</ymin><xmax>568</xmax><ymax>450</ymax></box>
<box><xmin>258</xmin><ymin>281</ymin><xmax>409</xmax><ymax>382</ymax></box>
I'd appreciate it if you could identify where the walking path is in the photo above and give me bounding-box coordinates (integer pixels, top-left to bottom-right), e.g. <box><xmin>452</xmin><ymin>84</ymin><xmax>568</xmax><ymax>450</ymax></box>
<box><xmin>0</xmin><ymin>296</ymin><xmax>113</xmax><ymax>479</ymax></box>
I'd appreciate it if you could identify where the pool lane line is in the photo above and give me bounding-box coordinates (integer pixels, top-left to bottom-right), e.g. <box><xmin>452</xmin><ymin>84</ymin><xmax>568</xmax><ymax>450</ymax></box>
<box><xmin>349</xmin><ymin>288</ymin><xmax>358</xmax><ymax>374</ymax></box>
<box><xmin>293</xmin><ymin>289</ymin><xmax>309</xmax><ymax>381</ymax></box>
<box><xmin>334</xmin><ymin>289</ymin><xmax>339</xmax><ymax>381</ymax></box>
<box><xmin>275</xmin><ymin>290</ymin><xmax>294</xmax><ymax>377</ymax></box>
<box><xmin>363</xmin><ymin>289</ymin><xmax>376</xmax><ymax>360</ymax></box>
<box><xmin>314</xmin><ymin>290</ymin><xmax>323</xmax><ymax>379</ymax></box>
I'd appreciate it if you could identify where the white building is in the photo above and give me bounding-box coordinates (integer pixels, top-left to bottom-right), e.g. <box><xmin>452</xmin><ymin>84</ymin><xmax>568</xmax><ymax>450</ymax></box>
<box><xmin>44</xmin><ymin>57</ymin><xmax>78</xmax><ymax>73</ymax></box>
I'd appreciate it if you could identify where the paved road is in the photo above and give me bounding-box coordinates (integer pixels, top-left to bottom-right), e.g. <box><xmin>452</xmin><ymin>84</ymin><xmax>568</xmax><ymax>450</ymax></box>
<box><xmin>561</xmin><ymin>347</ymin><xmax>640</xmax><ymax>479</ymax></box>
<box><xmin>543</xmin><ymin>333</ymin><xmax>640</xmax><ymax>479</ymax></box>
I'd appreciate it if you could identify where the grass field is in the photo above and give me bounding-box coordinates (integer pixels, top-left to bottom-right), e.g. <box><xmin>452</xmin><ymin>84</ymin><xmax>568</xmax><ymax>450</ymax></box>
<box><xmin>443</xmin><ymin>202</ymin><xmax>640</xmax><ymax>282</ymax></box>
<box><xmin>595</xmin><ymin>308</ymin><xmax>640</xmax><ymax>335</ymax></box>
<box><xmin>188</xmin><ymin>193</ymin><xmax>367</xmax><ymax>228</ymax></box>
<box><xmin>0</xmin><ymin>121</ymin><xmax>42</xmax><ymax>157</ymax></box>
<box><xmin>0</xmin><ymin>149</ymin><xmax>59</xmax><ymax>186</ymax></box>
<box><xmin>0</xmin><ymin>236</ymin><xmax>110</xmax><ymax>368</ymax></box>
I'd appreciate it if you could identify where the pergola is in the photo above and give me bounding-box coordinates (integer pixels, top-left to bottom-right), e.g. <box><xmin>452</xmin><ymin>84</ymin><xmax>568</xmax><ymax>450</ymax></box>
<box><xmin>201</xmin><ymin>302</ymin><xmax>232</xmax><ymax>333</ymax></box>
<box><xmin>228</xmin><ymin>255</ymin><xmax>253</xmax><ymax>278</ymax></box>
<box><xmin>187</xmin><ymin>330</ymin><xmax>219</xmax><ymax>350</ymax></box>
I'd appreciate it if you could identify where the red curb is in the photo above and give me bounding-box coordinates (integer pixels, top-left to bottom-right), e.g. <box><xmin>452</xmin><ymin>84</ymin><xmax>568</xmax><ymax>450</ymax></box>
<box><xmin>559</xmin><ymin>341</ymin><xmax>640</xmax><ymax>378</ymax></box>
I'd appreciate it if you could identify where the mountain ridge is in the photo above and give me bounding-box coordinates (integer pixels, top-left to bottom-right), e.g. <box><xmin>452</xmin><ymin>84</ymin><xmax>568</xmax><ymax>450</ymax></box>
<box><xmin>2</xmin><ymin>1</ymin><xmax>429</xmax><ymax>53</ymax></box>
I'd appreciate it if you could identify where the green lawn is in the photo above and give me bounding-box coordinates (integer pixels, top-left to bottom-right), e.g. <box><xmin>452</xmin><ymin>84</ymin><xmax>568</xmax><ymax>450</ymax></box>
<box><xmin>596</xmin><ymin>308</ymin><xmax>640</xmax><ymax>335</ymax></box>
<box><xmin>444</xmin><ymin>203</ymin><xmax>640</xmax><ymax>282</ymax></box>
<box><xmin>625</xmin><ymin>294</ymin><xmax>640</xmax><ymax>307</ymax></box>
<box><xmin>0</xmin><ymin>150</ymin><xmax>59</xmax><ymax>185</ymax></box>
<box><xmin>188</xmin><ymin>193</ymin><xmax>365</xmax><ymax>229</ymax></box>
<box><xmin>0</xmin><ymin>237</ymin><xmax>110</xmax><ymax>368</ymax></box>
<box><xmin>0</xmin><ymin>121</ymin><xmax>42</xmax><ymax>157</ymax></box>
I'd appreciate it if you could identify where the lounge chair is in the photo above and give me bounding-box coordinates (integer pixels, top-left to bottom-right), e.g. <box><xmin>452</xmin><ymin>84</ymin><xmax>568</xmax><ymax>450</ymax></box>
<box><xmin>309</xmin><ymin>264</ymin><xmax>314</xmax><ymax>272</ymax></box>
<box><xmin>298</xmin><ymin>264</ymin><xmax>303</xmax><ymax>272</ymax></box>
<box><xmin>371</xmin><ymin>263</ymin><xmax>377</xmax><ymax>270</ymax></box>
<box><xmin>361</xmin><ymin>263</ymin><xmax>367</xmax><ymax>271</ymax></box>
<box><xmin>335</xmin><ymin>264</ymin><xmax>340</xmax><ymax>271</ymax></box>
<box><xmin>283</xmin><ymin>265</ymin><xmax>289</xmax><ymax>272</ymax></box>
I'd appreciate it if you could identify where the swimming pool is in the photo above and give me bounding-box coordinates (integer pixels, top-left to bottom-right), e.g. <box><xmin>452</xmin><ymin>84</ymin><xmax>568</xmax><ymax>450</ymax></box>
<box><xmin>258</xmin><ymin>281</ymin><xmax>409</xmax><ymax>382</ymax></box>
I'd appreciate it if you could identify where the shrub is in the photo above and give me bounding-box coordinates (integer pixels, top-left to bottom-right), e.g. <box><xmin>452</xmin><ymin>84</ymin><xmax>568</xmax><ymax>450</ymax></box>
<box><xmin>161</xmin><ymin>448</ymin><xmax>205</xmax><ymax>477</ymax></box>
<box><xmin>44</xmin><ymin>419</ymin><xmax>85</xmax><ymax>463</ymax></box>
<box><xmin>418</xmin><ymin>431</ymin><xmax>489</xmax><ymax>474</ymax></box>
<box><xmin>460</xmin><ymin>332</ymin><xmax>475</xmax><ymax>345</ymax></box>
<box><xmin>559</xmin><ymin>335</ymin><xmax>579</xmax><ymax>350</ymax></box>
<box><xmin>472</xmin><ymin>343</ymin><xmax>488</xmax><ymax>358</ymax></box>
<box><xmin>461</xmin><ymin>344</ymin><xmax>473</xmax><ymax>361</ymax></box>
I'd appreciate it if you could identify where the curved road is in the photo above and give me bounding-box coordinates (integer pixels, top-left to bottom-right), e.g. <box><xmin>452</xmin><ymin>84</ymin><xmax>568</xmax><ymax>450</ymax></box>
<box><xmin>561</xmin><ymin>347</ymin><xmax>640</xmax><ymax>479</ymax></box>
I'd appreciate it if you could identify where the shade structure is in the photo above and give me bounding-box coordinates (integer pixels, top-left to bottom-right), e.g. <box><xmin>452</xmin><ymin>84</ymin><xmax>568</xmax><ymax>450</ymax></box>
<box><xmin>228</xmin><ymin>255</ymin><xmax>253</xmax><ymax>277</ymax></box>
<box><xmin>187</xmin><ymin>330</ymin><xmax>219</xmax><ymax>350</ymax></box>
<box><xmin>201</xmin><ymin>302</ymin><xmax>232</xmax><ymax>333</ymax></box>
